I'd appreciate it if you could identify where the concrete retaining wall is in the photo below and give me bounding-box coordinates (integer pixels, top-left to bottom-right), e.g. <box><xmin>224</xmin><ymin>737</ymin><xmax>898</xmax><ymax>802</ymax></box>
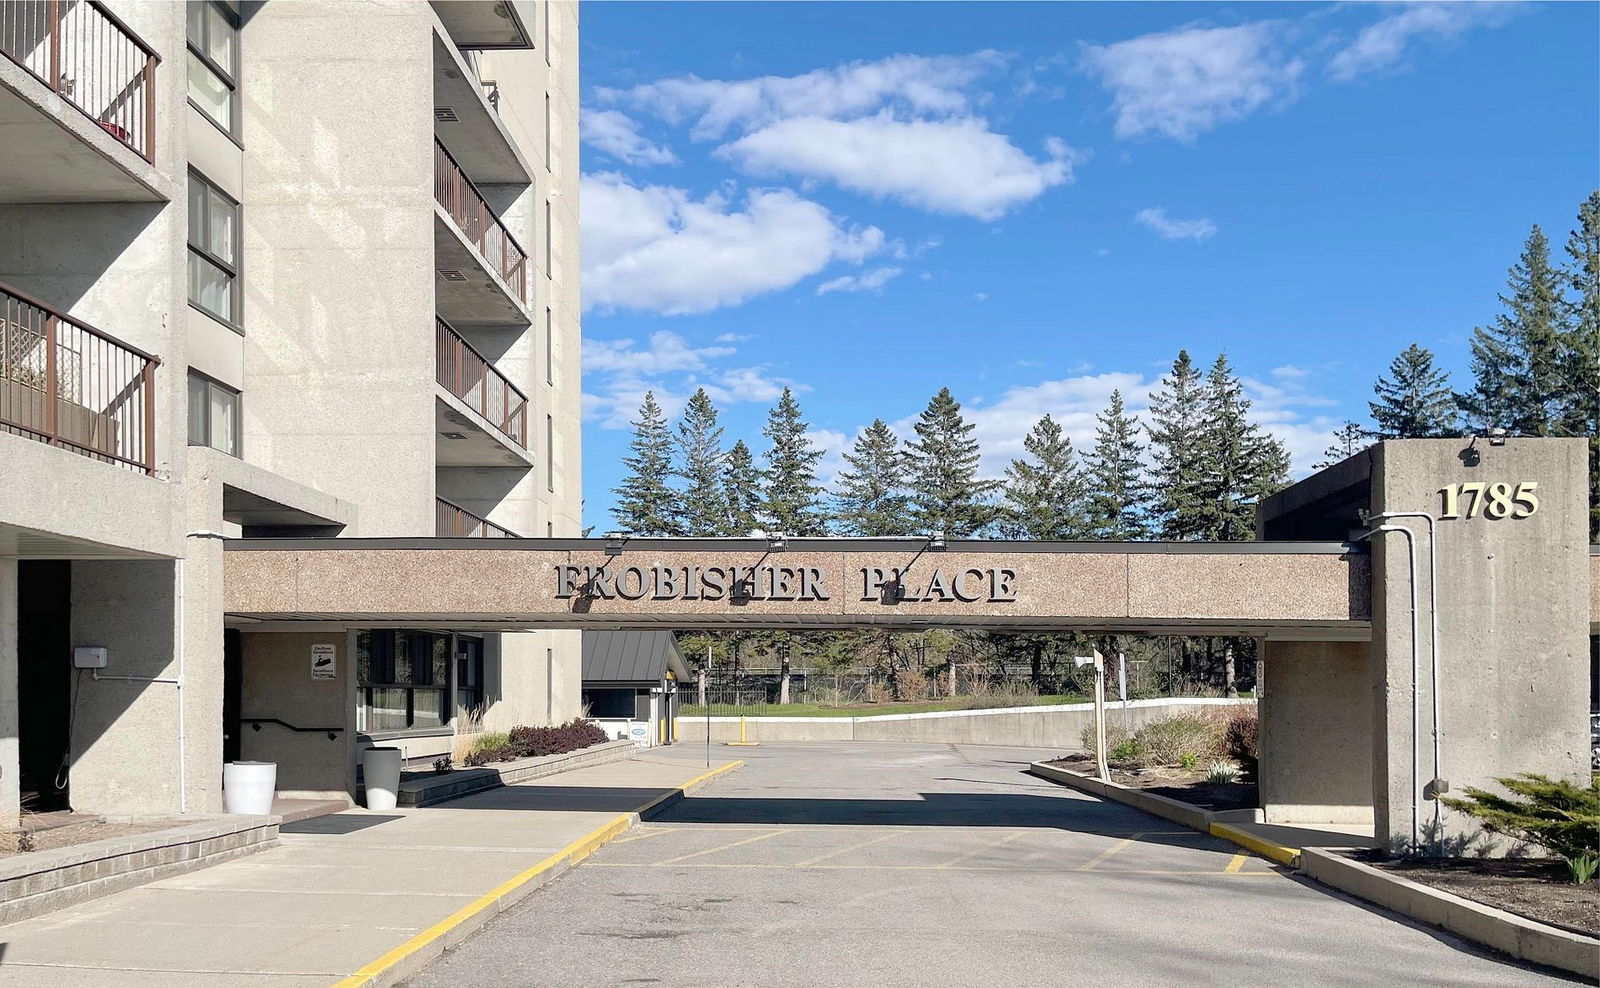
<box><xmin>677</xmin><ymin>698</ymin><xmax>1254</xmax><ymax>747</ymax></box>
<box><xmin>395</xmin><ymin>739</ymin><xmax>637</xmax><ymax>807</ymax></box>
<box><xmin>0</xmin><ymin>815</ymin><xmax>278</xmax><ymax>926</ymax></box>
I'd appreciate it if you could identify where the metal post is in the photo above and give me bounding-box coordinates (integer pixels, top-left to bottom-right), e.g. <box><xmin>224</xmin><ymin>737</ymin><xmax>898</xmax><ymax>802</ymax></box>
<box><xmin>1093</xmin><ymin>651</ymin><xmax>1109</xmax><ymax>783</ymax></box>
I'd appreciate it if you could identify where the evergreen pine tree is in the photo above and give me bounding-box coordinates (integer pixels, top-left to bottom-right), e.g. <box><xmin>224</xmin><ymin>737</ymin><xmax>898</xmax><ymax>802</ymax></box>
<box><xmin>1084</xmin><ymin>390</ymin><xmax>1151</xmax><ymax>540</ymax></box>
<box><xmin>1369</xmin><ymin>344</ymin><xmax>1456</xmax><ymax>439</ymax></box>
<box><xmin>721</xmin><ymin>439</ymin><xmax>764</xmax><ymax>536</ymax></box>
<box><xmin>1457</xmin><ymin>225</ymin><xmax>1569</xmax><ymax>435</ymax></box>
<box><xmin>1146</xmin><ymin>351</ymin><xmax>1209</xmax><ymax>540</ymax></box>
<box><xmin>1000</xmin><ymin>414</ymin><xmax>1087</xmax><ymax>539</ymax></box>
<box><xmin>834</xmin><ymin>420</ymin><xmax>912</xmax><ymax>536</ymax></box>
<box><xmin>1315</xmin><ymin>421</ymin><xmax>1371</xmax><ymax>470</ymax></box>
<box><xmin>673</xmin><ymin>388</ymin><xmax>727</xmax><ymax>537</ymax></box>
<box><xmin>612</xmin><ymin>391</ymin><xmax>680</xmax><ymax>536</ymax></box>
<box><xmin>760</xmin><ymin>387</ymin><xmax>826</xmax><ymax>535</ymax></box>
<box><xmin>1560</xmin><ymin>192</ymin><xmax>1600</xmax><ymax>540</ymax></box>
<box><xmin>904</xmin><ymin>388</ymin><xmax>998</xmax><ymax>537</ymax></box>
<box><xmin>1194</xmin><ymin>353</ymin><xmax>1286</xmax><ymax>541</ymax></box>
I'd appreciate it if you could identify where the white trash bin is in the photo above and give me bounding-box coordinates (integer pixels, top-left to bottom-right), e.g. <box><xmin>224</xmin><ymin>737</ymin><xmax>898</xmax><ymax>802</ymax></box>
<box><xmin>362</xmin><ymin>746</ymin><xmax>403</xmax><ymax>810</ymax></box>
<box><xmin>222</xmin><ymin>761</ymin><xmax>277</xmax><ymax>815</ymax></box>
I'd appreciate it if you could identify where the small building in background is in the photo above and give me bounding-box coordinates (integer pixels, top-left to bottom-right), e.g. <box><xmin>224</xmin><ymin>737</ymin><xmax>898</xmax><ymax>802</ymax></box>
<box><xmin>582</xmin><ymin>631</ymin><xmax>687</xmax><ymax>747</ymax></box>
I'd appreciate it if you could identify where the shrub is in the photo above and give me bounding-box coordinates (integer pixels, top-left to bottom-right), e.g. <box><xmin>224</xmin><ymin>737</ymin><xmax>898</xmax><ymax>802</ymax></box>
<box><xmin>1206</xmin><ymin>761</ymin><xmax>1239</xmax><ymax>784</ymax></box>
<box><xmin>967</xmin><ymin>681</ymin><xmax>1041</xmax><ymax>709</ymax></box>
<box><xmin>1226</xmin><ymin>714</ymin><xmax>1260</xmax><ymax>782</ymax></box>
<box><xmin>1080</xmin><ymin>721</ymin><xmax>1136</xmax><ymax>764</ymax></box>
<box><xmin>461</xmin><ymin>719</ymin><xmax>608</xmax><ymax>767</ymax></box>
<box><xmin>1441</xmin><ymin>773</ymin><xmax>1600</xmax><ymax>877</ymax></box>
<box><xmin>864</xmin><ymin>681</ymin><xmax>893</xmax><ymax>705</ymax></box>
<box><xmin>894</xmin><ymin>669</ymin><xmax>930</xmax><ymax>702</ymax></box>
<box><xmin>1179</xmin><ymin>753</ymin><xmax>1199</xmax><ymax>771</ymax></box>
<box><xmin>1133</xmin><ymin>712</ymin><xmax>1228</xmax><ymax>767</ymax></box>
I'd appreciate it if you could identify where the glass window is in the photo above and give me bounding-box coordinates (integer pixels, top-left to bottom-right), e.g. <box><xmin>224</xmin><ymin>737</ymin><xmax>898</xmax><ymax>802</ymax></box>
<box><xmin>357</xmin><ymin>630</ymin><xmax>456</xmax><ymax>733</ymax></box>
<box><xmin>456</xmin><ymin>637</ymin><xmax>485</xmax><ymax>715</ymax></box>
<box><xmin>186</xmin><ymin>371</ymin><xmax>239</xmax><ymax>456</ymax></box>
<box><xmin>188</xmin><ymin>172</ymin><xmax>240</xmax><ymax>326</ymax></box>
<box><xmin>187</xmin><ymin>2</ymin><xmax>238</xmax><ymax>134</ymax></box>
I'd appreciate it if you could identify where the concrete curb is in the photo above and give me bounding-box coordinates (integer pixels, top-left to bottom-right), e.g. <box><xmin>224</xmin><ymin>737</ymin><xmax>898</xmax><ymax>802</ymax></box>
<box><xmin>329</xmin><ymin>759</ymin><xmax>744</xmax><ymax>988</ymax></box>
<box><xmin>0</xmin><ymin>814</ymin><xmax>280</xmax><ymax>926</ymax></box>
<box><xmin>1027</xmin><ymin>760</ymin><xmax>1224</xmax><ymax>832</ymax></box>
<box><xmin>1301</xmin><ymin>848</ymin><xmax>1600</xmax><ymax>981</ymax></box>
<box><xmin>395</xmin><ymin>740</ymin><xmax>638</xmax><ymax>807</ymax></box>
<box><xmin>1209</xmin><ymin>821</ymin><xmax>1299</xmax><ymax>868</ymax></box>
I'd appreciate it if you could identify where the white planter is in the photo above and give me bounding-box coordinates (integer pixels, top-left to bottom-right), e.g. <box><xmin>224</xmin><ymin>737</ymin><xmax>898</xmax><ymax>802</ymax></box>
<box><xmin>362</xmin><ymin>747</ymin><xmax>403</xmax><ymax>810</ymax></box>
<box><xmin>222</xmin><ymin>761</ymin><xmax>277</xmax><ymax>815</ymax></box>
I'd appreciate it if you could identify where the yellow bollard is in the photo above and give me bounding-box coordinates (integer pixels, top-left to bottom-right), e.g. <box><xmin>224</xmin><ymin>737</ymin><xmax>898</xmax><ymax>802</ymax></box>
<box><xmin>726</xmin><ymin>713</ymin><xmax>759</xmax><ymax>746</ymax></box>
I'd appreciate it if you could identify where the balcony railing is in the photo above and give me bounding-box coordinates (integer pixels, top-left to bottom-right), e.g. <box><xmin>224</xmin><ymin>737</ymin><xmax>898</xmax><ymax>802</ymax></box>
<box><xmin>434</xmin><ymin>137</ymin><xmax>527</xmax><ymax>301</ymax></box>
<box><xmin>436</xmin><ymin>496</ymin><xmax>518</xmax><ymax>539</ymax></box>
<box><xmin>0</xmin><ymin>1</ymin><xmax>159</xmax><ymax>162</ymax></box>
<box><xmin>435</xmin><ymin>316</ymin><xmax>528</xmax><ymax>448</ymax></box>
<box><xmin>0</xmin><ymin>279</ymin><xmax>157</xmax><ymax>474</ymax></box>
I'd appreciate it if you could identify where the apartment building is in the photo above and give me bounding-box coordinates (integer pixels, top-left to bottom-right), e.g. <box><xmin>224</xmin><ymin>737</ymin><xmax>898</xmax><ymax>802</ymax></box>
<box><xmin>0</xmin><ymin>0</ymin><xmax>582</xmax><ymax>821</ymax></box>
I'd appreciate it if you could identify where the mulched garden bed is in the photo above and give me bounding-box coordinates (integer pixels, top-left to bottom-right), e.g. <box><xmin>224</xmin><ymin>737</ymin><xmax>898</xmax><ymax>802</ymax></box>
<box><xmin>1358</xmin><ymin>853</ymin><xmax>1600</xmax><ymax>938</ymax></box>
<box><xmin>1047</xmin><ymin>755</ymin><xmax>1259</xmax><ymax>812</ymax></box>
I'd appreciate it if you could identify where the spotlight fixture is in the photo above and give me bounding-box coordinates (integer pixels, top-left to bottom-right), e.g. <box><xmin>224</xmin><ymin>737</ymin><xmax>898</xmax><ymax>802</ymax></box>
<box><xmin>604</xmin><ymin>532</ymin><xmax>625</xmax><ymax>556</ymax></box>
<box><xmin>768</xmin><ymin>532</ymin><xmax>788</xmax><ymax>552</ymax></box>
<box><xmin>927</xmin><ymin>530</ymin><xmax>946</xmax><ymax>550</ymax></box>
<box><xmin>1487</xmin><ymin>426</ymin><xmax>1508</xmax><ymax>447</ymax></box>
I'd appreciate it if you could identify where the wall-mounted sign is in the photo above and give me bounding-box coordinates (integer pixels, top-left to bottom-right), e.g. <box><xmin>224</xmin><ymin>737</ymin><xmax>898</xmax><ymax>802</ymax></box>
<box><xmin>311</xmin><ymin>643</ymin><xmax>337</xmax><ymax>680</ymax></box>
<box><xmin>553</xmin><ymin>564</ymin><xmax>1018</xmax><ymax>604</ymax></box>
<box><xmin>1437</xmin><ymin>481</ymin><xmax>1539</xmax><ymax>520</ymax></box>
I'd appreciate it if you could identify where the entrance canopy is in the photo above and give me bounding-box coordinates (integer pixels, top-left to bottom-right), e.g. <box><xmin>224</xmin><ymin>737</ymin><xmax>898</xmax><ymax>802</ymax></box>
<box><xmin>223</xmin><ymin>537</ymin><xmax>1370</xmax><ymax>640</ymax></box>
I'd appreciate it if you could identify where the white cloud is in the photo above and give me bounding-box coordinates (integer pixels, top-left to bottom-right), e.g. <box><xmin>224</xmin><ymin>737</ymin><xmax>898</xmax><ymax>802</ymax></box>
<box><xmin>808</xmin><ymin>428</ymin><xmax>852</xmax><ymax>487</ymax></box>
<box><xmin>1081</xmin><ymin>22</ymin><xmax>1304</xmax><ymax>141</ymax></box>
<box><xmin>816</xmin><ymin>266</ymin><xmax>903</xmax><ymax>295</ymax></box>
<box><xmin>581</xmin><ymin>172</ymin><xmax>885</xmax><ymax>315</ymax></box>
<box><xmin>1327</xmin><ymin>3</ymin><xmax>1518</xmax><ymax>82</ymax></box>
<box><xmin>581</xmin><ymin>331</ymin><xmax>802</xmax><ymax>430</ymax></box>
<box><xmin>714</xmin><ymin>332</ymin><xmax>753</xmax><ymax>343</ymax></box>
<box><xmin>580</xmin><ymin>109</ymin><xmax>677</xmax><ymax>166</ymax></box>
<box><xmin>583</xmin><ymin>330</ymin><xmax>733</xmax><ymax>375</ymax></box>
<box><xmin>603</xmin><ymin>51</ymin><xmax>1008</xmax><ymax>139</ymax></box>
<box><xmin>720</xmin><ymin>115</ymin><xmax>1079</xmax><ymax>220</ymax></box>
<box><xmin>1135</xmin><ymin>207</ymin><xmax>1218</xmax><ymax>242</ymax></box>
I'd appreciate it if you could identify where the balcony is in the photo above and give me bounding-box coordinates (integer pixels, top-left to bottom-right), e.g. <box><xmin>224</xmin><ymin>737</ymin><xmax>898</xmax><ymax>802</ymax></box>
<box><xmin>429</xmin><ymin>1</ymin><xmax>532</xmax><ymax>51</ymax></box>
<box><xmin>0</xmin><ymin>0</ymin><xmax>163</xmax><ymax>202</ymax></box>
<box><xmin>434</xmin><ymin>137</ymin><xmax>529</xmax><ymax>325</ymax></box>
<box><xmin>435</xmin><ymin>316</ymin><xmax>530</xmax><ymax>467</ymax></box>
<box><xmin>0</xmin><ymin>279</ymin><xmax>157</xmax><ymax>474</ymax></box>
<box><xmin>436</xmin><ymin>496</ymin><xmax>518</xmax><ymax>538</ymax></box>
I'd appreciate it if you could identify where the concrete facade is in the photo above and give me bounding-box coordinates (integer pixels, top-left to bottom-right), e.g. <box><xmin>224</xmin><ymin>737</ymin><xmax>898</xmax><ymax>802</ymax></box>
<box><xmin>1258</xmin><ymin>641</ymin><xmax>1373</xmax><ymax>825</ymax></box>
<box><xmin>0</xmin><ymin>0</ymin><xmax>584</xmax><ymax>822</ymax></box>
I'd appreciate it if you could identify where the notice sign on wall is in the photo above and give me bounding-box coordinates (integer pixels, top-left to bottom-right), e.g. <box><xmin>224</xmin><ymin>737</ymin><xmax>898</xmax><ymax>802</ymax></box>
<box><xmin>311</xmin><ymin>643</ymin><xmax>337</xmax><ymax>680</ymax></box>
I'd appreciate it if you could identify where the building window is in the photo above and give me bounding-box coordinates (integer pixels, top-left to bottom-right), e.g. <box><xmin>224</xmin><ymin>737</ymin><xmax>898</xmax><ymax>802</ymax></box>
<box><xmin>188</xmin><ymin>171</ymin><xmax>240</xmax><ymax>327</ymax></box>
<box><xmin>456</xmin><ymin>636</ymin><xmax>485</xmax><ymax>716</ymax></box>
<box><xmin>543</xmin><ymin>0</ymin><xmax>551</xmax><ymax>66</ymax></box>
<box><xmin>546</xmin><ymin>414</ymin><xmax>554</xmax><ymax>492</ymax></box>
<box><xmin>357</xmin><ymin>630</ymin><xmax>450</xmax><ymax>733</ymax></box>
<box><xmin>545</xmin><ymin>306</ymin><xmax>553</xmax><ymax>385</ymax></box>
<box><xmin>187</xmin><ymin>371</ymin><xmax>240</xmax><ymax>456</ymax></box>
<box><xmin>544</xmin><ymin>91</ymin><xmax>552</xmax><ymax>167</ymax></box>
<box><xmin>544</xmin><ymin>199</ymin><xmax>553</xmax><ymax>276</ymax></box>
<box><xmin>187</xmin><ymin>2</ymin><xmax>239</xmax><ymax>135</ymax></box>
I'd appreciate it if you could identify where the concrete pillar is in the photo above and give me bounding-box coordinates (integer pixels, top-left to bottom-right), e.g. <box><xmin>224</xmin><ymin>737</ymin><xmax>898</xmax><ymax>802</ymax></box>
<box><xmin>0</xmin><ymin>557</ymin><xmax>18</xmax><ymax>827</ymax></box>
<box><xmin>1369</xmin><ymin>438</ymin><xmax>1590</xmax><ymax>850</ymax></box>
<box><xmin>238</xmin><ymin>631</ymin><xmax>353</xmax><ymax>800</ymax></box>
<box><xmin>1259</xmin><ymin>640</ymin><xmax>1374</xmax><ymax>825</ymax></box>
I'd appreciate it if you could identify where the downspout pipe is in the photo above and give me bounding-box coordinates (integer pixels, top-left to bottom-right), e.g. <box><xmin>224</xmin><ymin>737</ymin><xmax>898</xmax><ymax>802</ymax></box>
<box><xmin>1366</xmin><ymin>510</ymin><xmax>1442</xmax><ymax>855</ymax></box>
<box><xmin>1355</xmin><ymin>522</ymin><xmax>1420</xmax><ymax>854</ymax></box>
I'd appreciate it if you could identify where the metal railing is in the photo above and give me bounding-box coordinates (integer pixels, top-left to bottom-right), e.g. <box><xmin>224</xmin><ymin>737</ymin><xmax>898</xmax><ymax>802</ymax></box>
<box><xmin>434</xmin><ymin>137</ymin><xmax>527</xmax><ymax>301</ymax></box>
<box><xmin>0</xmin><ymin>0</ymin><xmax>159</xmax><ymax>162</ymax></box>
<box><xmin>435</xmin><ymin>496</ymin><xmax>519</xmax><ymax>539</ymax></box>
<box><xmin>0</xmin><ymin>279</ymin><xmax>157</xmax><ymax>474</ymax></box>
<box><xmin>435</xmin><ymin>316</ymin><xmax>528</xmax><ymax>447</ymax></box>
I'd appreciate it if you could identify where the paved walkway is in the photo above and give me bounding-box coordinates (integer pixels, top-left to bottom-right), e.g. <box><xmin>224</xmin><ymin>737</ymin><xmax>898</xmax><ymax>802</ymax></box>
<box><xmin>0</xmin><ymin>752</ymin><xmax>738</xmax><ymax>987</ymax></box>
<box><xmin>407</xmin><ymin>743</ymin><xmax>1569</xmax><ymax>988</ymax></box>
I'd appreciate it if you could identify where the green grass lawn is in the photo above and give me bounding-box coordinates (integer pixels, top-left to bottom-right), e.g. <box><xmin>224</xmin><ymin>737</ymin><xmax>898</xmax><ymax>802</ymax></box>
<box><xmin>678</xmin><ymin>694</ymin><xmax>1090</xmax><ymax>718</ymax></box>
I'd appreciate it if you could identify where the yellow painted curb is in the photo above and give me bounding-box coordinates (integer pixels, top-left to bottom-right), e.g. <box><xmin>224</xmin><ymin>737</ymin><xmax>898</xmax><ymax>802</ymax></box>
<box><xmin>330</xmin><ymin>759</ymin><xmax>744</xmax><ymax>988</ymax></box>
<box><xmin>1209</xmin><ymin>821</ymin><xmax>1300</xmax><ymax>868</ymax></box>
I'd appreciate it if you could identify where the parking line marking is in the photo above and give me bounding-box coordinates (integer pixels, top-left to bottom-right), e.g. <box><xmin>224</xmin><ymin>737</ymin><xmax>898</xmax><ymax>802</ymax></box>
<box><xmin>587</xmin><ymin>861</ymin><xmax>1278</xmax><ymax>876</ymax></box>
<box><xmin>650</xmin><ymin>829</ymin><xmax>789</xmax><ymax>866</ymax></box>
<box><xmin>1224</xmin><ymin>852</ymin><xmax>1249</xmax><ymax>874</ymax></box>
<box><xmin>794</xmin><ymin>830</ymin><xmax>906</xmax><ymax>867</ymax></box>
<box><xmin>1077</xmin><ymin>835</ymin><xmax>1141</xmax><ymax>872</ymax></box>
<box><xmin>936</xmin><ymin>830</ymin><xmax>1029</xmax><ymax>869</ymax></box>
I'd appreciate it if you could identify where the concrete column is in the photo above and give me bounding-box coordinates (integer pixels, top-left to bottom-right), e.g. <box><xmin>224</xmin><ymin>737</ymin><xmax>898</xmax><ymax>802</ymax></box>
<box><xmin>1258</xmin><ymin>640</ymin><xmax>1374</xmax><ymax>825</ymax></box>
<box><xmin>1369</xmin><ymin>438</ymin><xmax>1590</xmax><ymax>850</ymax></box>
<box><xmin>239</xmin><ymin>632</ymin><xmax>352</xmax><ymax>800</ymax></box>
<box><xmin>0</xmin><ymin>557</ymin><xmax>18</xmax><ymax>827</ymax></box>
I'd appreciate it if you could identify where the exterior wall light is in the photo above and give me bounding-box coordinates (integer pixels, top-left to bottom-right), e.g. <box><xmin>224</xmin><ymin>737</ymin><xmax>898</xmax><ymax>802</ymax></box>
<box><xmin>1487</xmin><ymin>427</ymin><xmax>1509</xmax><ymax>446</ymax></box>
<box><xmin>927</xmin><ymin>531</ymin><xmax>946</xmax><ymax>550</ymax></box>
<box><xmin>604</xmin><ymin>532</ymin><xmax>625</xmax><ymax>556</ymax></box>
<box><xmin>769</xmin><ymin>532</ymin><xmax>787</xmax><ymax>552</ymax></box>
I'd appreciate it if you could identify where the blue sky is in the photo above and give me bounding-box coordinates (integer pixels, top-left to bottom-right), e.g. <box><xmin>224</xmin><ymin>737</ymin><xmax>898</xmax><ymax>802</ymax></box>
<box><xmin>576</xmin><ymin>1</ymin><xmax>1598</xmax><ymax>529</ymax></box>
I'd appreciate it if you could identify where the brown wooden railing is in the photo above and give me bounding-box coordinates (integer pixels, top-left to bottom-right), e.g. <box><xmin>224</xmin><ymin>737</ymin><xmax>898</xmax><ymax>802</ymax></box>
<box><xmin>0</xmin><ymin>279</ymin><xmax>157</xmax><ymax>473</ymax></box>
<box><xmin>434</xmin><ymin>137</ymin><xmax>527</xmax><ymax>301</ymax></box>
<box><xmin>436</xmin><ymin>496</ymin><xmax>518</xmax><ymax>538</ymax></box>
<box><xmin>0</xmin><ymin>0</ymin><xmax>159</xmax><ymax>162</ymax></box>
<box><xmin>435</xmin><ymin>316</ymin><xmax>528</xmax><ymax>447</ymax></box>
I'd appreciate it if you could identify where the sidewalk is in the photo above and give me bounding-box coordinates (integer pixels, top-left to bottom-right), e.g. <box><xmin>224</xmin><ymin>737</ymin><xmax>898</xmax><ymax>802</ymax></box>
<box><xmin>0</xmin><ymin>751</ymin><xmax>740</xmax><ymax>987</ymax></box>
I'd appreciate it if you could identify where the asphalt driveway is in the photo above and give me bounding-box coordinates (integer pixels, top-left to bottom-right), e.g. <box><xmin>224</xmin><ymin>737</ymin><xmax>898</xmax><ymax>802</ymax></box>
<box><xmin>403</xmin><ymin>742</ymin><xmax>1573</xmax><ymax>987</ymax></box>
